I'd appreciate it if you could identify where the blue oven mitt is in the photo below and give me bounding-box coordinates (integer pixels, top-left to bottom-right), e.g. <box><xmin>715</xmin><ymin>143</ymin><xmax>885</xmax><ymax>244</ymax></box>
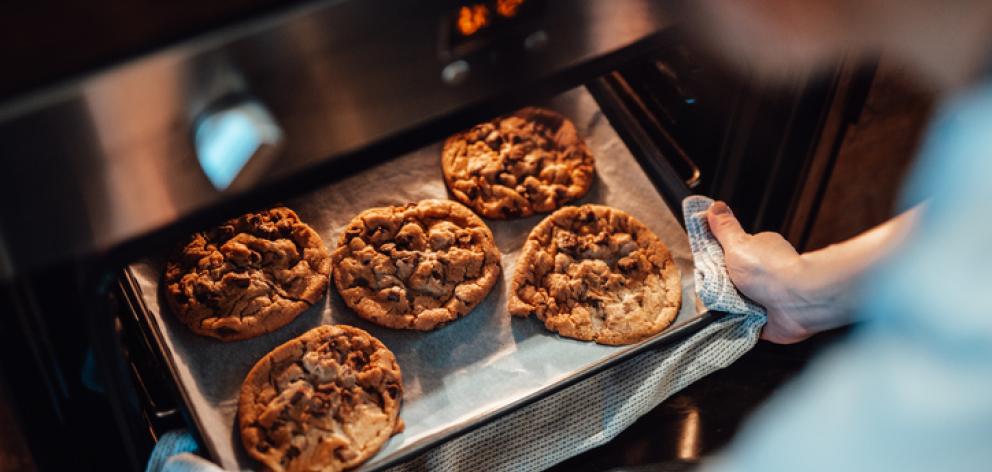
<box><xmin>146</xmin><ymin>430</ymin><xmax>224</xmax><ymax>472</ymax></box>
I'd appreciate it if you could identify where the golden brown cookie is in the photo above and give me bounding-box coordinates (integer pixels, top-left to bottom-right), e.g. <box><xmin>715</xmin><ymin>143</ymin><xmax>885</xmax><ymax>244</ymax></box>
<box><xmin>441</xmin><ymin>107</ymin><xmax>595</xmax><ymax>219</ymax></box>
<box><xmin>508</xmin><ymin>204</ymin><xmax>681</xmax><ymax>345</ymax></box>
<box><xmin>332</xmin><ymin>199</ymin><xmax>501</xmax><ymax>330</ymax></box>
<box><xmin>164</xmin><ymin>207</ymin><xmax>331</xmax><ymax>341</ymax></box>
<box><xmin>238</xmin><ymin>325</ymin><xmax>403</xmax><ymax>472</ymax></box>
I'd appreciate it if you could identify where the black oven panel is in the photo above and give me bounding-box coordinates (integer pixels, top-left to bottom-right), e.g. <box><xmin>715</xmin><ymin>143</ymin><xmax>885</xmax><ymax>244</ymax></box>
<box><xmin>439</xmin><ymin>0</ymin><xmax>548</xmax><ymax>69</ymax></box>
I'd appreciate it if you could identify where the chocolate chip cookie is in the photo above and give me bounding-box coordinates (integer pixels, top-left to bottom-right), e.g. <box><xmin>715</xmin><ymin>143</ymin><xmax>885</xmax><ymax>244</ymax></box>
<box><xmin>332</xmin><ymin>199</ymin><xmax>501</xmax><ymax>330</ymax></box>
<box><xmin>441</xmin><ymin>107</ymin><xmax>595</xmax><ymax>219</ymax></box>
<box><xmin>508</xmin><ymin>204</ymin><xmax>681</xmax><ymax>345</ymax></box>
<box><xmin>164</xmin><ymin>207</ymin><xmax>331</xmax><ymax>341</ymax></box>
<box><xmin>239</xmin><ymin>325</ymin><xmax>403</xmax><ymax>472</ymax></box>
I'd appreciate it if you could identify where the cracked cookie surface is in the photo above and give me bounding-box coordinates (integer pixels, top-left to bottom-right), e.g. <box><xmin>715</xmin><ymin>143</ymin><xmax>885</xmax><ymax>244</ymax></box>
<box><xmin>441</xmin><ymin>107</ymin><xmax>595</xmax><ymax>219</ymax></box>
<box><xmin>164</xmin><ymin>207</ymin><xmax>331</xmax><ymax>341</ymax></box>
<box><xmin>332</xmin><ymin>199</ymin><xmax>500</xmax><ymax>330</ymax></box>
<box><xmin>239</xmin><ymin>325</ymin><xmax>403</xmax><ymax>472</ymax></box>
<box><xmin>508</xmin><ymin>204</ymin><xmax>681</xmax><ymax>345</ymax></box>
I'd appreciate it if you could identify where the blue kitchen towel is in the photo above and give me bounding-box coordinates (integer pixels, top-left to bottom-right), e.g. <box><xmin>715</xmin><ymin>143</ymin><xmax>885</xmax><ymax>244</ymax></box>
<box><xmin>161</xmin><ymin>453</ymin><xmax>226</xmax><ymax>472</ymax></box>
<box><xmin>147</xmin><ymin>430</ymin><xmax>228</xmax><ymax>472</ymax></box>
<box><xmin>683</xmin><ymin>195</ymin><xmax>767</xmax><ymax>316</ymax></box>
<box><xmin>146</xmin><ymin>430</ymin><xmax>203</xmax><ymax>472</ymax></box>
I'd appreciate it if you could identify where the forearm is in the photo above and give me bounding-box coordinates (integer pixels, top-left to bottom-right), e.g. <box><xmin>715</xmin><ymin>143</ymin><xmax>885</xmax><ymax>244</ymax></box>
<box><xmin>707</xmin><ymin>201</ymin><xmax>924</xmax><ymax>343</ymax></box>
<box><xmin>790</xmin><ymin>205</ymin><xmax>924</xmax><ymax>328</ymax></box>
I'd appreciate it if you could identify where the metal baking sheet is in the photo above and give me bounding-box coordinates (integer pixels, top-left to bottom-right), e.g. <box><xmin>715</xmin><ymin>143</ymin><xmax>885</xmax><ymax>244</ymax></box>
<box><xmin>126</xmin><ymin>86</ymin><xmax>710</xmax><ymax>470</ymax></box>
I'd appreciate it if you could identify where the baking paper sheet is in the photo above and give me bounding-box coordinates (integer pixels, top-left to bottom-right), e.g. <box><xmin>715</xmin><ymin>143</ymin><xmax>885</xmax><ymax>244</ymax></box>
<box><xmin>128</xmin><ymin>86</ymin><xmax>704</xmax><ymax>470</ymax></box>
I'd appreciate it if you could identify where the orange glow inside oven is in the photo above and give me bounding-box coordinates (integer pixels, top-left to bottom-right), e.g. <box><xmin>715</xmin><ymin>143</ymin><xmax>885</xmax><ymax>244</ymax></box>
<box><xmin>496</xmin><ymin>0</ymin><xmax>524</xmax><ymax>18</ymax></box>
<box><xmin>457</xmin><ymin>4</ymin><xmax>490</xmax><ymax>36</ymax></box>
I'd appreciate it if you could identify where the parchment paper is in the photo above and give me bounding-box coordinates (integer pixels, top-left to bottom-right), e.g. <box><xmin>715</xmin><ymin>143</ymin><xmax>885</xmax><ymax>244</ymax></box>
<box><xmin>128</xmin><ymin>86</ymin><xmax>703</xmax><ymax>471</ymax></box>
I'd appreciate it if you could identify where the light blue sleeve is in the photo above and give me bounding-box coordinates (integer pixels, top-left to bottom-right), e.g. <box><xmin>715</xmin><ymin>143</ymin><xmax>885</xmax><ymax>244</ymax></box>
<box><xmin>711</xmin><ymin>82</ymin><xmax>992</xmax><ymax>472</ymax></box>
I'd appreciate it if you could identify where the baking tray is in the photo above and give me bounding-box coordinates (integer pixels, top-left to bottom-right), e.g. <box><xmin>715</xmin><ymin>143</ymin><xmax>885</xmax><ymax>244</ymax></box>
<box><xmin>124</xmin><ymin>86</ymin><xmax>715</xmax><ymax>470</ymax></box>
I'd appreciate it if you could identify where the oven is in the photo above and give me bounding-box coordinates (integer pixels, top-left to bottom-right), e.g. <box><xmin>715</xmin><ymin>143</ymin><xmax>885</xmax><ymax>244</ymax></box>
<box><xmin>0</xmin><ymin>1</ymin><xmax>874</xmax><ymax>470</ymax></box>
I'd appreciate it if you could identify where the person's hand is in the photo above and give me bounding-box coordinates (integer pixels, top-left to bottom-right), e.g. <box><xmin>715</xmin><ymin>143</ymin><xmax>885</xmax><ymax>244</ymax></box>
<box><xmin>705</xmin><ymin>200</ymin><xmax>920</xmax><ymax>343</ymax></box>
<box><xmin>706</xmin><ymin>201</ymin><xmax>842</xmax><ymax>344</ymax></box>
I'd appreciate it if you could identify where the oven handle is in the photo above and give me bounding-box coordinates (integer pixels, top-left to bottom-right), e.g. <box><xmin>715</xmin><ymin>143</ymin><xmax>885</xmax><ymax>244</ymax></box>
<box><xmin>596</xmin><ymin>72</ymin><xmax>703</xmax><ymax>190</ymax></box>
<box><xmin>587</xmin><ymin>77</ymin><xmax>694</xmax><ymax>219</ymax></box>
<box><xmin>117</xmin><ymin>272</ymin><xmax>186</xmax><ymax>427</ymax></box>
